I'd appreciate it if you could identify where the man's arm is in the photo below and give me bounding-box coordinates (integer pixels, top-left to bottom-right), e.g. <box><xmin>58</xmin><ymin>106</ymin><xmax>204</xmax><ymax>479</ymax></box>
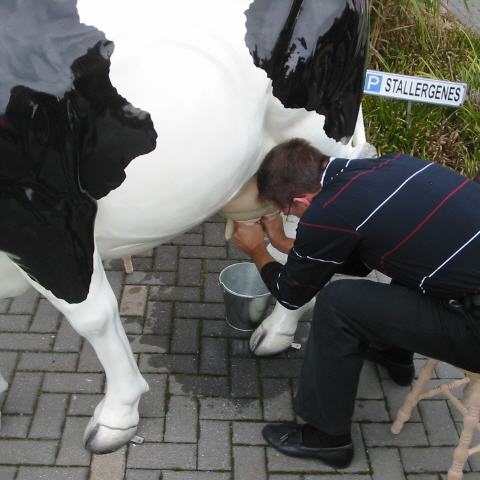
<box><xmin>261</xmin><ymin>213</ymin><xmax>294</xmax><ymax>254</ymax></box>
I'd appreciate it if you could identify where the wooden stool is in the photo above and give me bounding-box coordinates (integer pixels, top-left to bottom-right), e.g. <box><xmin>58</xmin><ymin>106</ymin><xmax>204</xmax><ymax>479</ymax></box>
<box><xmin>391</xmin><ymin>358</ymin><xmax>480</xmax><ymax>480</ymax></box>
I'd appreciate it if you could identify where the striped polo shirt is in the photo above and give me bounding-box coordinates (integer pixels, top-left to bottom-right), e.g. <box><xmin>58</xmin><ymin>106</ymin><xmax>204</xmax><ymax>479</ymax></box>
<box><xmin>261</xmin><ymin>153</ymin><xmax>480</xmax><ymax>310</ymax></box>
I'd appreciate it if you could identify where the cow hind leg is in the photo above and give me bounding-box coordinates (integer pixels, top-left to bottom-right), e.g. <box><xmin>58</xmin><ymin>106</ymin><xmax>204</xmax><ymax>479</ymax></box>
<box><xmin>20</xmin><ymin>250</ymin><xmax>148</xmax><ymax>454</ymax></box>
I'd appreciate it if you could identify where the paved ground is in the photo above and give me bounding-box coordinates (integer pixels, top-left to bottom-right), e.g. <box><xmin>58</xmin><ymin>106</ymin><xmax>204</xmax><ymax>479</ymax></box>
<box><xmin>443</xmin><ymin>0</ymin><xmax>480</xmax><ymax>33</ymax></box>
<box><xmin>1</xmin><ymin>214</ymin><xmax>480</xmax><ymax>480</ymax></box>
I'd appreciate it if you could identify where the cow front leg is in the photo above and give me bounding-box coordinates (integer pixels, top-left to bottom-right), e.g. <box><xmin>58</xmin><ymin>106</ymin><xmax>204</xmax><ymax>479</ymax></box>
<box><xmin>24</xmin><ymin>251</ymin><xmax>149</xmax><ymax>454</ymax></box>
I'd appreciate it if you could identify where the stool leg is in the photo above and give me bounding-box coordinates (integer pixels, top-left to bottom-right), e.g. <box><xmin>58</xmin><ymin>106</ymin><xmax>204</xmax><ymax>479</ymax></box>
<box><xmin>448</xmin><ymin>379</ymin><xmax>480</xmax><ymax>480</ymax></box>
<box><xmin>392</xmin><ymin>358</ymin><xmax>437</xmax><ymax>434</ymax></box>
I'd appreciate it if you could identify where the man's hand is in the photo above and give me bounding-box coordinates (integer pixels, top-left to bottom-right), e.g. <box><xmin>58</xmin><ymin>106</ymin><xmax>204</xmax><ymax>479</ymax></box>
<box><xmin>261</xmin><ymin>213</ymin><xmax>294</xmax><ymax>254</ymax></box>
<box><xmin>233</xmin><ymin>222</ymin><xmax>266</xmax><ymax>256</ymax></box>
<box><xmin>233</xmin><ymin>222</ymin><xmax>275</xmax><ymax>271</ymax></box>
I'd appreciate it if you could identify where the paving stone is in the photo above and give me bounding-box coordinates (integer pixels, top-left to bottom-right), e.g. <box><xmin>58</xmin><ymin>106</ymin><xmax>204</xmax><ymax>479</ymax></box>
<box><xmin>171</xmin><ymin>318</ymin><xmax>200</xmax><ymax>354</ymax></box>
<box><xmin>0</xmin><ymin>296</ymin><xmax>11</xmax><ymax>311</ymax></box>
<box><xmin>353</xmin><ymin>399</ymin><xmax>390</xmax><ymax>422</ymax></box>
<box><xmin>0</xmin><ymin>314</ymin><xmax>30</xmax><ymax>331</ymax></box>
<box><xmin>175</xmin><ymin>302</ymin><xmax>225</xmax><ymax>319</ymax></box>
<box><xmin>105</xmin><ymin>270</ymin><xmax>125</xmax><ymax>299</ymax></box>
<box><xmin>122</xmin><ymin>316</ymin><xmax>144</xmax><ymax>334</ymax></box>
<box><xmin>43</xmin><ymin>372</ymin><xmax>104</xmax><ymax>394</ymax></box>
<box><xmin>305</xmin><ymin>476</ymin><xmax>372</xmax><ymax>480</ymax></box>
<box><xmin>90</xmin><ymin>446</ymin><xmax>126</xmax><ymax>480</ymax></box>
<box><xmin>204</xmin><ymin>320</ymin><xmax>250</xmax><ymax>339</ymax></box>
<box><xmin>77</xmin><ymin>342</ymin><xmax>102</xmax><ymax>372</ymax></box>
<box><xmin>120</xmin><ymin>285</ymin><xmax>148</xmax><ymax>316</ymax></box>
<box><xmin>127</xmin><ymin>443</ymin><xmax>196</xmax><ymax>469</ymax></box>
<box><xmin>0</xmin><ymin>414</ymin><xmax>31</xmax><ymax>438</ymax></box>
<box><xmin>140</xmin><ymin>353</ymin><xmax>198</xmax><ymax>374</ymax></box>
<box><xmin>125</xmin><ymin>271</ymin><xmax>176</xmax><ymax>286</ymax></box>
<box><xmin>172</xmin><ymin>232</ymin><xmax>203</xmax><ymax>245</ymax></box>
<box><xmin>203</xmin><ymin>273</ymin><xmax>224</xmax><ymax>303</ymax></box>
<box><xmin>204</xmin><ymin>222</ymin><xmax>227</xmax><ymax>246</ymax></box>
<box><xmin>8</xmin><ymin>289</ymin><xmax>39</xmax><ymax>314</ymax></box>
<box><xmin>169</xmin><ymin>374</ymin><xmax>229</xmax><ymax>397</ymax></box>
<box><xmin>200</xmin><ymin>397</ymin><xmax>262</xmax><ymax>420</ymax></box>
<box><xmin>342</xmin><ymin>424</ymin><xmax>370</xmax><ymax>474</ymax></box>
<box><xmin>0</xmin><ymin>351</ymin><xmax>17</xmax><ymax>382</ymax></box>
<box><xmin>0</xmin><ymin>466</ymin><xmax>16</xmax><ymax>480</ymax></box>
<box><xmin>363</xmin><ymin>423</ymin><xmax>429</xmax><ymax>447</ymax></box>
<box><xmin>150</xmin><ymin>285</ymin><xmax>201</xmax><ymax>302</ymax></box>
<box><xmin>181</xmin><ymin>246</ymin><xmax>227</xmax><ymax>259</ymax></box>
<box><xmin>357</xmin><ymin>361</ymin><xmax>384</xmax><ymax>399</ymax></box>
<box><xmin>178</xmin><ymin>259</ymin><xmax>202</xmax><ymax>286</ymax></box>
<box><xmin>0</xmin><ymin>333</ymin><xmax>52</xmax><ymax>351</ymax></box>
<box><xmin>232</xmin><ymin>421</ymin><xmax>268</xmax><ymax>445</ymax></box>
<box><xmin>233</xmin><ymin>446</ymin><xmax>266</xmax><ymax>480</ymax></box>
<box><xmin>68</xmin><ymin>394</ymin><xmax>103</xmax><ymax>415</ymax></box>
<box><xmin>0</xmin><ymin>439</ymin><xmax>57</xmax><ymax>464</ymax></box>
<box><xmin>29</xmin><ymin>393</ymin><xmax>68</xmax><ymax>439</ymax></box>
<box><xmin>125</xmin><ymin>257</ymin><xmax>153</xmax><ymax>272</ymax></box>
<box><xmin>420</xmin><ymin>400</ymin><xmax>459</xmax><ymax>446</ymax></box>
<box><xmin>128</xmin><ymin>334</ymin><xmax>168</xmax><ymax>353</ymax></box>
<box><xmin>270</xmin><ymin>476</ymin><xmax>301</xmax><ymax>480</ymax></box>
<box><xmin>370</xmin><ymin>447</ymin><xmax>406</xmax><ymax>480</ymax></box>
<box><xmin>401</xmin><ymin>446</ymin><xmax>463</xmax><ymax>473</ymax></box>
<box><xmin>136</xmin><ymin>417</ymin><xmax>164</xmax><ymax>443</ymax></box>
<box><xmin>198</xmin><ymin>420</ymin><xmax>231</xmax><ymax>470</ymax></box>
<box><xmin>53</xmin><ymin>319</ymin><xmax>83</xmax><ymax>352</ymax></box>
<box><xmin>231</xmin><ymin>358</ymin><xmax>259</xmax><ymax>398</ymax></box>
<box><xmin>163</xmin><ymin>473</ymin><xmax>230</xmax><ymax>480</ymax></box>
<box><xmin>145</xmin><ymin>301</ymin><xmax>172</xmax><ymax>335</ymax></box>
<box><xmin>30</xmin><ymin>299</ymin><xmax>61</xmax><ymax>332</ymax></box>
<box><xmin>4</xmin><ymin>372</ymin><xmax>42</xmax><ymax>414</ymax></box>
<box><xmin>262</xmin><ymin>378</ymin><xmax>295</xmax><ymax>422</ymax></box>
<box><xmin>18</xmin><ymin>352</ymin><xmax>78</xmax><ymax>372</ymax></box>
<box><xmin>164</xmin><ymin>396</ymin><xmax>198</xmax><ymax>443</ymax></box>
<box><xmin>200</xmin><ymin>337</ymin><xmax>228</xmax><ymax>375</ymax></box>
<box><xmin>260</xmin><ymin>359</ymin><xmax>303</xmax><ymax>378</ymax></box>
<box><xmin>204</xmin><ymin>259</ymin><xmax>237</xmax><ymax>273</ymax></box>
<box><xmin>139</xmin><ymin>374</ymin><xmax>167</xmax><ymax>417</ymax></box>
<box><xmin>56</xmin><ymin>417</ymin><xmax>92</xmax><ymax>466</ymax></box>
<box><xmin>154</xmin><ymin>245</ymin><xmax>178</xmax><ymax>271</ymax></box>
<box><xmin>435</xmin><ymin>362</ymin><xmax>464</xmax><ymax>379</ymax></box>
<box><xmin>126</xmin><ymin>470</ymin><xmax>161</xmax><ymax>480</ymax></box>
<box><xmin>407</xmin><ymin>475</ymin><xmax>440</xmax><ymax>480</ymax></box>
<box><xmin>17</xmin><ymin>467</ymin><xmax>88</xmax><ymax>480</ymax></box>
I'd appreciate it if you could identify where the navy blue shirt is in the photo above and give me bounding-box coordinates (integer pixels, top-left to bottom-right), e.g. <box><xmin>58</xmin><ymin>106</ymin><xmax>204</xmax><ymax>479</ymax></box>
<box><xmin>261</xmin><ymin>154</ymin><xmax>480</xmax><ymax>309</ymax></box>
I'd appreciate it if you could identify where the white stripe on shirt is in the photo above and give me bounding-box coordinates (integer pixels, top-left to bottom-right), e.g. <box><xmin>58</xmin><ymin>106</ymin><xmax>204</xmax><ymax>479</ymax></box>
<box><xmin>419</xmin><ymin>229</ymin><xmax>480</xmax><ymax>291</ymax></box>
<box><xmin>356</xmin><ymin>163</ymin><xmax>433</xmax><ymax>231</ymax></box>
<box><xmin>292</xmin><ymin>248</ymin><xmax>344</xmax><ymax>265</ymax></box>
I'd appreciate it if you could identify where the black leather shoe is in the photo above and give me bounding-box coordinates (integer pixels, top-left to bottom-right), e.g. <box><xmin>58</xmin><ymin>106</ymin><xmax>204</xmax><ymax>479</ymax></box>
<box><xmin>365</xmin><ymin>347</ymin><xmax>415</xmax><ymax>386</ymax></box>
<box><xmin>262</xmin><ymin>423</ymin><xmax>354</xmax><ymax>469</ymax></box>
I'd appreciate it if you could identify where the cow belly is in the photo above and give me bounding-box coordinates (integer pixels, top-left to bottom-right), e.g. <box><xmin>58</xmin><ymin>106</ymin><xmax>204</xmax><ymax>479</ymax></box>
<box><xmin>89</xmin><ymin>1</ymin><xmax>270</xmax><ymax>259</ymax></box>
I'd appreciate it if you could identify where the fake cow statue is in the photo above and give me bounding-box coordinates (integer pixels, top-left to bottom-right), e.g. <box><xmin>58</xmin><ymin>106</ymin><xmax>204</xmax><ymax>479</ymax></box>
<box><xmin>0</xmin><ymin>0</ymin><xmax>371</xmax><ymax>453</ymax></box>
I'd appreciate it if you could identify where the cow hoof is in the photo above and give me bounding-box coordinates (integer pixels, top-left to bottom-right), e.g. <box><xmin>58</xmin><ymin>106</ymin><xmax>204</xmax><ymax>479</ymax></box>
<box><xmin>249</xmin><ymin>323</ymin><xmax>294</xmax><ymax>357</ymax></box>
<box><xmin>83</xmin><ymin>418</ymin><xmax>138</xmax><ymax>454</ymax></box>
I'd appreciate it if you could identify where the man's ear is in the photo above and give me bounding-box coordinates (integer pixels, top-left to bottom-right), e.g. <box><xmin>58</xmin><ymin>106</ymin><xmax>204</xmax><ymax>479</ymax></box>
<box><xmin>292</xmin><ymin>191</ymin><xmax>319</xmax><ymax>207</ymax></box>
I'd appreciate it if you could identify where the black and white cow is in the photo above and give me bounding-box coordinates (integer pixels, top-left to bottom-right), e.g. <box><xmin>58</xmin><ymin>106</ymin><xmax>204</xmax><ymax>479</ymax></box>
<box><xmin>0</xmin><ymin>0</ymin><xmax>370</xmax><ymax>453</ymax></box>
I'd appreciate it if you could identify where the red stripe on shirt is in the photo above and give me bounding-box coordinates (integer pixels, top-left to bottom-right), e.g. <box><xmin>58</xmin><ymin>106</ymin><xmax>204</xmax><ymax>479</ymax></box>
<box><xmin>380</xmin><ymin>178</ymin><xmax>471</xmax><ymax>269</ymax></box>
<box><xmin>299</xmin><ymin>222</ymin><xmax>359</xmax><ymax>236</ymax></box>
<box><xmin>323</xmin><ymin>153</ymin><xmax>402</xmax><ymax>209</ymax></box>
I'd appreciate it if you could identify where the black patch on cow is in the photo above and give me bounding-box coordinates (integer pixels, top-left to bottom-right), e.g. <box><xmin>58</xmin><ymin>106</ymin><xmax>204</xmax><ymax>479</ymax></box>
<box><xmin>0</xmin><ymin>1</ymin><xmax>157</xmax><ymax>303</ymax></box>
<box><xmin>245</xmin><ymin>0</ymin><xmax>369</xmax><ymax>143</ymax></box>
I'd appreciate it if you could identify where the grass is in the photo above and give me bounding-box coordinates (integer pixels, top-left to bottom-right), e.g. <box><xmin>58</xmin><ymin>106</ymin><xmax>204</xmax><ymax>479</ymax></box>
<box><xmin>364</xmin><ymin>0</ymin><xmax>480</xmax><ymax>178</ymax></box>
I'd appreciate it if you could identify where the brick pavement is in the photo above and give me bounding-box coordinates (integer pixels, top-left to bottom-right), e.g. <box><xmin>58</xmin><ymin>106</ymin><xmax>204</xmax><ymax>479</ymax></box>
<box><xmin>1</xmin><ymin>214</ymin><xmax>480</xmax><ymax>479</ymax></box>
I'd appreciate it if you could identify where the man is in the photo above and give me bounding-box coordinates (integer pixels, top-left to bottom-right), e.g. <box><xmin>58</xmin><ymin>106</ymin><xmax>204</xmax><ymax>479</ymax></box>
<box><xmin>233</xmin><ymin>138</ymin><xmax>480</xmax><ymax>469</ymax></box>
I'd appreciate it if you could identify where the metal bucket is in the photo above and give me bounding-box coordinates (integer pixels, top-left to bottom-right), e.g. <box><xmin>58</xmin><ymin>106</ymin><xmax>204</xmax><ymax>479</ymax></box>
<box><xmin>219</xmin><ymin>262</ymin><xmax>272</xmax><ymax>332</ymax></box>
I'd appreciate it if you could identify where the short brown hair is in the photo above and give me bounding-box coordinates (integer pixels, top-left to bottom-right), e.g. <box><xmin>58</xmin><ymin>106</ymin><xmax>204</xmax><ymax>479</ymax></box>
<box><xmin>257</xmin><ymin>138</ymin><xmax>329</xmax><ymax>209</ymax></box>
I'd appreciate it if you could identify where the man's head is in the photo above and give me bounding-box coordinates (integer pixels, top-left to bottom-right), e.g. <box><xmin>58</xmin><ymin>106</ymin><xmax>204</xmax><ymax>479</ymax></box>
<box><xmin>257</xmin><ymin>138</ymin><xmax>329</xmax><ymax>216</ymax></box>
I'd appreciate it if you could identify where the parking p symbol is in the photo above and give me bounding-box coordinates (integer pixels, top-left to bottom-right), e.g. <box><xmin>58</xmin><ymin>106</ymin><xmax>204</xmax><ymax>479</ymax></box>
<box><xmin>365</xmin><ymin>73</ymin><xmax>383</xmax><ymax>93</ymax></box>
